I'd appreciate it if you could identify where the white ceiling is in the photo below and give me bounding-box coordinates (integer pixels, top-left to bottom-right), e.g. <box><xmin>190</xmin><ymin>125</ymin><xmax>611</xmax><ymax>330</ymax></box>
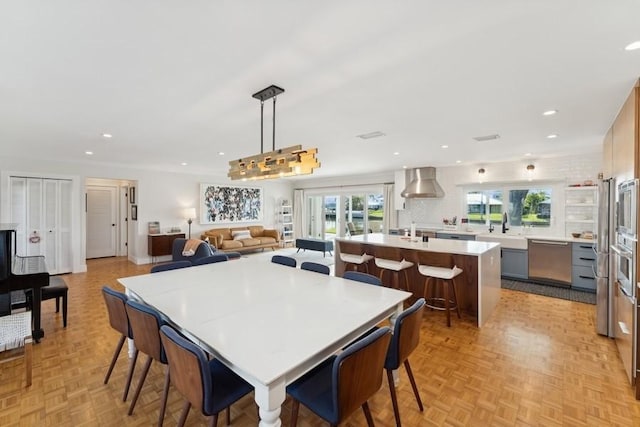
<box><xmin>2</xmin><ymin>1</ymin><xmax>639</xmax><ymax>180</ymax></box>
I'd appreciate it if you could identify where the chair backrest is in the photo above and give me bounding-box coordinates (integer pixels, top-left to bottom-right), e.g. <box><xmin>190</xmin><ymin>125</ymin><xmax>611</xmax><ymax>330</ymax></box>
<box><xmin>339</xmin><ymin>240</ymin><xmax>366</xmax><ymax>256</ymax></box>
<box><xmin>101</xmin><ymin>286</ymin><xmax>130</xmax><ymax>337</ymax></box>
<box><xmin>271</xmin><ymin>255</ymin><xmax>296</xmax><ymax>268</ymax></box>
<box><xmin>386</xmin><ymin>298</ymin><xmax>425</xmax><ymax>370</ymax></box>
<box><xmin>373</xmin><ymin>245</ymin><xmax>403</xmax><ymax>262</ymax></box>
<box><xmin>192</xmin><ymin>254</ymin><xmax>229</xmax><ymax>266</ymax></box>
<box><xmin>300</xmin><ymin>262</ymin><xmax>330</xmax><ymax>275</ymax></box>
<box><xmin>333</xmin><ymin>326</ymin><xmax>391</xmax><ymax>421</ymax></box>
<box><xmin>150</xmin><ymin>260</ymin><xmax>192</xmax><ymax>273</ymax></box>
<box><xmin>125</xmin><ymin>300</ymin><xmax>167</xmax><ymax>362</ymax></box>
<box><xmin>160</xmin><ymin>325</ymin><xmax>211</xmax><ymax>414</ymax></box>
<box><xmin>342</xmin><ymin>271</ymin><xmax>382</xmax><ymax>286</ymax></box>
<box><xmin>416</xmin><ymin>250</ymin><xmax>454</xmax><ymax>268</ymax></box>
<box><xmin>172</xmin><ymin>238</ymin><xmax>215</xmax><ymax>263</ymax></box>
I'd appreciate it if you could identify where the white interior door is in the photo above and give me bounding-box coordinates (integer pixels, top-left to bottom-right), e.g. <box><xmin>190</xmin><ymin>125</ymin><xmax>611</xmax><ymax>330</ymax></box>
<box><xmin>86</xmin><ymin>186</ymin><xmax>117</xmax><ymax>259</ymax></box>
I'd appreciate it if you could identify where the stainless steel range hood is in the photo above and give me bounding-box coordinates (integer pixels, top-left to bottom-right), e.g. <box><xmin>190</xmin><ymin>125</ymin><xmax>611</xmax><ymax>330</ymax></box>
<box><xmin>400</xmin><ymin>167</ymin><xmax>445</xmax><ymax>198</ymax></box>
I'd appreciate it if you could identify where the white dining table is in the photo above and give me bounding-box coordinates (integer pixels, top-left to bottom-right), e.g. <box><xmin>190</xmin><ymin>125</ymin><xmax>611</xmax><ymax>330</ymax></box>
<box><xmin>118</xmin><ymin>256</ymin><xmax>411</xmax><ymax>427</ymax></box>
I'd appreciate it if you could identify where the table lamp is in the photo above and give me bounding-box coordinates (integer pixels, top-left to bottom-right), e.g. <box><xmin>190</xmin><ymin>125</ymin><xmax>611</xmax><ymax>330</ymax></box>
<box><xmin>183</xmin><ymin>208</ymin><xmax>197</xmax><ymax>239</ymax></box>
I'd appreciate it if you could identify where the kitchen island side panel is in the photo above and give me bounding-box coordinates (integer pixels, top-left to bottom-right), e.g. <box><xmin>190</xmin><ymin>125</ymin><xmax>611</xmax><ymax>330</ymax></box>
<box><xmin>479</xmin><ymin>245</ymin><xmax>501</xmax><ymax>327</ymax></box>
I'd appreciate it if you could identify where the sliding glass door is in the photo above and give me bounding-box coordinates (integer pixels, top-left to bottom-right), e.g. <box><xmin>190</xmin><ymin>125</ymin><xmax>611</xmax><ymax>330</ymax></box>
<box><xmin>305</xmin><ymin>190</ymin><xmax>384</xmax><ymax>241</ymax></box>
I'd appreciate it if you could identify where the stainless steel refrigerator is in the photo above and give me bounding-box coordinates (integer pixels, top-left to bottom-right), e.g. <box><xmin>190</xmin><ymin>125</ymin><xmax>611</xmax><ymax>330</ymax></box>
<box><xmin>595</xmin><ymin>178</ymin><xmax>615</xmax><ymax>336</ymax></box>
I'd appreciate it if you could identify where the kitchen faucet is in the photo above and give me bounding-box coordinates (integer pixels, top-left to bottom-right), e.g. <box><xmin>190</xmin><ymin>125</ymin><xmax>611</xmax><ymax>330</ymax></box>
<box><xmin>488</xmin><ymin>222</ymin><xmax>495</xmax><ymax>233</ymax></box>
<box><xmin>502</xmin><ymin>212</ymin><xmax>509</xmax><ymax>234</ymax></box>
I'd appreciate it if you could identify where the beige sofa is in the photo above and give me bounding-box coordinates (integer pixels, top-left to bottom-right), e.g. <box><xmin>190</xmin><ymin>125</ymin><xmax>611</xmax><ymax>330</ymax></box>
<box><xmin>201</xmin><ymin>225</ymin><xmax>280</xmax><ymax>252</ymax></box>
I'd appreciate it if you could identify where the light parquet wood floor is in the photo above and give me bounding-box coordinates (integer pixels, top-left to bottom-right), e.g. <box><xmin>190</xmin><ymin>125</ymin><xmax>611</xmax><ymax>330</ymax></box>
<box><xmin>2</xmin><ymin>256</ymin><xmax>640</xmax><ymax>426</ymax></box>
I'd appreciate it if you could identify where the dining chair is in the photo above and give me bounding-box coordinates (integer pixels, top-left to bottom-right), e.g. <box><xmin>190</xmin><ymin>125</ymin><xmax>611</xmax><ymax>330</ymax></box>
<box><xmin>343</xmin><ymin>271</ymin><xmax>382</xmax><ymax>286</ymax></box>
<box><xmin>150</xmin><ymin>260</ymin><xmax>192</xmax><ymax>273</ymax></box>
<box><xmin>300</xmin><ymin>261</ymin><xmax>330</xmax><ymax>275</ymax></box>
<box><xmin>287</xmin><ymin>326</ymin><xmax>392</xmax><ymax>427</ymax></box>
<box><xmin>385</xmin><ymin>298</ymin><xmax>426</xmax><ymax>427</ymax></box>
<box><xmin>271</xmin><ymin>255</ymin><xmax>296</xmax><ymax>268</ymax></box>
<box><xmin>101</xmin><ymin>286</ymin><xmax>137</xmax><ymax>401</ymax></box>
<box><xmin>159</xmin><ymin>325</ymin><xmax>254</xmax><ymax>427</ymax></box>
<box><xmin>192</xmin><ymin>254</ymin><xmax>229</xmax><ymax>266</ymax></box>
<box><xmin>124</xmin><ymin>300</ymin><xmax>170</xmax><ymax>425</ymax></box>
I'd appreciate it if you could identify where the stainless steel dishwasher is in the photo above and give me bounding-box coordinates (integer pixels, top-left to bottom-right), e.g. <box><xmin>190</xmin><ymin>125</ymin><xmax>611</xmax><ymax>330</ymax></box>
<box><xmin>528</xmin><ymin>239</ymin><xmax>572</xmax><ymax>286</ymax></box>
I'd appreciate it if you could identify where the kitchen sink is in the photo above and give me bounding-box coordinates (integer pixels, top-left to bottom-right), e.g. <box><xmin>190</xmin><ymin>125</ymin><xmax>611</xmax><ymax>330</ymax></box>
<box><xmin>476</xmin><ymin>233</ymin><xmax>528</xmax><ymax>250</ymax></box>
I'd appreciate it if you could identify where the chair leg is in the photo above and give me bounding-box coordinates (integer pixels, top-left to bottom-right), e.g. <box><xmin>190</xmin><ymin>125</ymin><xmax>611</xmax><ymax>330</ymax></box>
<box><xmin>177</xmin><ymin>400</ymin><xmax>191</xmax><ymax>427</ymax></box>
<box><xmin>443</xmin><ymin>279</ymin><xmax>451</xmax><ymax>327</ymax></box>
<box><xmin>386</xmin><ymin>369</ymin><xmax>401</xmax><ymax>427</ymax></box>
<box><xmin>158</xmin><ymin>366</ymin><xmax>170</xmax><ymax>427</ymax></box>
<box><xmin>55</xmin><ymin>296</ymin><xmax>60</xmax><ymax>313</ymax></box>
<box><xmin>128</xmin><ymin>355</ymin><xmax>153</xmax><ymax>415</ymax></box>
<box><xmin>403</xmin><ymin>269</ymin><xmax>410</xmax><ymax>292</ymax></box>
<box><xmin>451</xmin><ymin>278</ymin><xmax>462</xmax><ymax>319</ymax></box>
<box><xmin>123</xmin><ymin>349</ymin><xmax>139</xmax><ymax>401</ymax></box>
<box><xmin>25</xmin><ymin>338</ymin><xmax>33</xmax><ymax>387</ymax></box>
<box><xmin>404</xmin><ymin>360</ymin><xmax>423</xmax><ymax>411</ymax></box>
<box><xmin>290</xmin><ymin>399</ymin><xmax>300</xmax><ymax>427</ymax></box>
<box><xmin>226</xmin><ymin>406</ymin><xmax>230</xmax><ymax>425</ymax></box>
<box><xmin>104</xmin><ymin>335</ymin><xmax>125</xmax><ymax>384</ymax></box>
<box><xmin>62</xmin><ymin>292</ymin><xmax>68</xmax><ymax>327</ymax></box>
<box><xmin>209</xmin><ymin>413</ymin><xmax>218</xmax><ymax>427</ymax></box>
<box><xmin>362</xmin><ymin>401</ymin><xmax>375</xmax><ymax>427</ymax></box>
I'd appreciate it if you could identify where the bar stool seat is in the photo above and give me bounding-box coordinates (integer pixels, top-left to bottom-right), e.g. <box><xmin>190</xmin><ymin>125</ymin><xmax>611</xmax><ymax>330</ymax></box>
<box><xmin>339</xmin><ymin>241</ymin><xmax>374</xmax><ymax>273</ymax></box>
<box><xmin>373</xmin><ymin>246</ymin><xmax>414</xmax><ymax>291</ymax></box>
<box><xmin>417</xmin><ymin>252</ymin><xmax>462</xmax><ymax>327</ymax></box>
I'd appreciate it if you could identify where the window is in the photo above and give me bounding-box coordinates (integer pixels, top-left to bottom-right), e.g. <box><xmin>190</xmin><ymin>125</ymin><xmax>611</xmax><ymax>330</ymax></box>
<box><xmin>466</xmin><ymin>187</ymin><xmax>551</xmax><ymax>227</ymax></box>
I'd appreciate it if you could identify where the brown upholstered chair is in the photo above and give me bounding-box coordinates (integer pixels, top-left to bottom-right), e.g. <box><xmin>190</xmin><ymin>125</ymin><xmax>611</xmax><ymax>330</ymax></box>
<box><xmin>124</xmin><ymin>300</ymin><xmax>170</xmax><ymax>425</ymax></box>
<box><xmin>101</xmin><ymin>286</ymin><xmax>137</xmax><ymax>402</ymax></box>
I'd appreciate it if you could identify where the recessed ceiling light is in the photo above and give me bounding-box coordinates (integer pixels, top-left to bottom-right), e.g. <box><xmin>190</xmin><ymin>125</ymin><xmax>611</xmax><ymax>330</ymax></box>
<box><xmin>218</xmin><ymin>151</ymin><xmax>225</xmax><ymax>156</ymax></box>
<box><xmin>441</xmin><ymin>145</ymin><xmax>449</xmax><ymax>149</ymax></box>
<box><xmin>85</xmin><ymin>151</ymin><xmax>93</xmax><ymax>155</ymax></box>
<box><xmin>542</xmin><ymin>110</ymin><xmax>557</xmax><ymax>116</ymax></box>
<box><xmin>356</xmin><ymin>131</ymin><xmax>386</xmax><ymax>140</ymax></box>
<box><xmin>102</xmin><ymin>133</ymin><xmax>113</xmax><ymax>138</ymax></box>
<box><xmin>181</xmin><ymin>162</ymin><xmax>188</xmax><ymax>166</ymax></box>
<box><xmin>525</xmin><ymin>152</ymin><xmax>532</xmax><ymax>156</ymax></box>
<box><xmin>393</xmin><ymin>152</ymin><xmax>400</xmax><ymax>155</ymax></box>
<box><xmin>547</xmin><ymin>134</ymin><xmax>558</xmax><ymax>139</ymax></box>
<box><xmin>624</xmin><ymin>40</ymin><xmax>640</xmax><ymax>51</ymax></box>
<box><xmin>456</xmin><ymin>160</ymin><xmax>461</xmax><ymax>164</ymax></box>
<box><xmin>402</xmin><ymin>165</ymin><xmax>408</xmax><ymax>169</ymax></box>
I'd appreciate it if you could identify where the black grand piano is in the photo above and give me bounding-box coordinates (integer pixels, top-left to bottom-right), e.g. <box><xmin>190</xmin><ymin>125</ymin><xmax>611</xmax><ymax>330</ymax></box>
<box><xmin>0</xmin><ymin>223</ymin><xmax>49</xmax><ymax>342</ymax></box>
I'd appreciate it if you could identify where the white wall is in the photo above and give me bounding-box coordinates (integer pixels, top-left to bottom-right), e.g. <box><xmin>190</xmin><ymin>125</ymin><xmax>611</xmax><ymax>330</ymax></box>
<box><xmin>0</xmin><ymin>157</ymin><xmax>293</xmax><ymax>271</ymax></box>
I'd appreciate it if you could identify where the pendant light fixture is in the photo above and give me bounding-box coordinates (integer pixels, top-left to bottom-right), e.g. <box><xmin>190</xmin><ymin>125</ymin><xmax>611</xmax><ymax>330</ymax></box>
<box><xmin>228</xmin><ymin>85</ymin><xmax>320</xmax><ymax>180</ymax></box>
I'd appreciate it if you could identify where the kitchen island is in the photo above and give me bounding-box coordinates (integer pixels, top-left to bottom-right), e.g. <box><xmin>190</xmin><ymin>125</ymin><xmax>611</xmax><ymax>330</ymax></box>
<box><xmin>335</xmin><ymin>233</ymin><xmax>501</xmax><ymax>327</ymax></box>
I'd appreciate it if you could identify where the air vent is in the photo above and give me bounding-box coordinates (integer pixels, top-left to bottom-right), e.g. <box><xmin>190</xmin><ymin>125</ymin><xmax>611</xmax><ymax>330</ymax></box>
<box><xmin>356</xmin><ymin>131</ymin><xmax>386</xmax><ymax>140</ymax></box>
<box><xmin>473</xmin><ymin>134</ymin><xmax>500</xmax><ymax>142</ymax></box>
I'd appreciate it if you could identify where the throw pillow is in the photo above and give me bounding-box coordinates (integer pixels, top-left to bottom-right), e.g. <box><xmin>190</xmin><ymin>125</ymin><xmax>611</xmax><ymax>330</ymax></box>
<box><xmin>232</xmin><ymin>230</ymin><xmax>252</xmax><ymax>240</ymax></box>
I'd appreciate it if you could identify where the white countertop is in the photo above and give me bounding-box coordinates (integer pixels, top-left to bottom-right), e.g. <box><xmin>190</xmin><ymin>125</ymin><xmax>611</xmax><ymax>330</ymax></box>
<box><xmin>337</xmin><ymin>233</ymin><xmax>499</xmax><ymax>256</ymax></box>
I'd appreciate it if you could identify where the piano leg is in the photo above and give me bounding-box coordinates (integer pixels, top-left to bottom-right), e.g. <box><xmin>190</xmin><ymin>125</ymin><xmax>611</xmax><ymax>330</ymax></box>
<box><xmin>32</xmin><ymin>289</ymin><xmax>44</xmax><ymax>342</ymax></box>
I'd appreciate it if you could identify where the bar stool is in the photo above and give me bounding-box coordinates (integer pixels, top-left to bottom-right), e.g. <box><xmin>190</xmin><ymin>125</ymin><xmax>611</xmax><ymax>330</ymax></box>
<box><xmin>339</xmin><ymin>241</ymin><xmax>374</xmax><ymax>273</ymax></box>
<box><xmin>416</xmin><ymin>251</ymin><xmax>462</xmax><ymax>327</ymax></box>
<box><xmin>374</xmin><ymin>246</ymin><xmax>414</xmax><ymax>291</ymax></box>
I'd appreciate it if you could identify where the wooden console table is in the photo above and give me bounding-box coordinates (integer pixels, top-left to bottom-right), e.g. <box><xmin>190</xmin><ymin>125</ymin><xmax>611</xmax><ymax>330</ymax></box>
<box><xmin>148</xmin><ymin>233</ymin><xmax>185</xmax><ymax>257</ymax></box>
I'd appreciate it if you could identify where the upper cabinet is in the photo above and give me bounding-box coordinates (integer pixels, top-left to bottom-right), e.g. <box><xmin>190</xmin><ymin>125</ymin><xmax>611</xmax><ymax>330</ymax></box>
<box><xmin>607</xmin><ymin>80</ymin><xmax>639</xmax><ymax>182</ymax></box>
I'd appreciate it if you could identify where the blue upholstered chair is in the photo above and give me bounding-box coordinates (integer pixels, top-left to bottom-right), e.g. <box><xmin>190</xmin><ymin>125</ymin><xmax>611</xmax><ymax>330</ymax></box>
<box><xmin>287</xmin><ymin>327</ymin><xmax>392</xmax><ymax>427</ymax></box>
<box><xmin>271</xmin><ymin>255</ymin><xmax>296</xmax><ymax>268</ymax></box>
<box><xmin>101</xmin><ymin>286</ymin><xmax>137</xmax><ymax>402</ymax></box>
<box><xmin>150</xmin><ymin>260</ymin><xmax>192</xmax><ymax>273</ymax></box>
<box><xmin>192</xmin><ymin>254</ymin><xmax>229</xmax><ymax>266</ymax></box>
<box><xmin>343</xmin><ymin>271</ymin><xmax>382</xmax><ymax>286</ymax></box>
<box><xmin>385</xmin><ymin>298</ymin><xmax>426</xmax><ymax>427</ymax></box>
<box><xmin>159</xmin><ymin>325</ymin><xmax>254</xmax><ymax>427</ymax></box>
<box><xmin>124</xmin><ymin>300</ymin><xmax>170</xmax><ymax>424</ymax></box>
<box><xmin>171</xmin><ymin>238</ymin><xmax>215</xmax><ymax>263</ymax></box>
<box><xmin>300</xmin><ymin>261</ymin><xmax>330</xmax><ymax>275</ymax></box>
